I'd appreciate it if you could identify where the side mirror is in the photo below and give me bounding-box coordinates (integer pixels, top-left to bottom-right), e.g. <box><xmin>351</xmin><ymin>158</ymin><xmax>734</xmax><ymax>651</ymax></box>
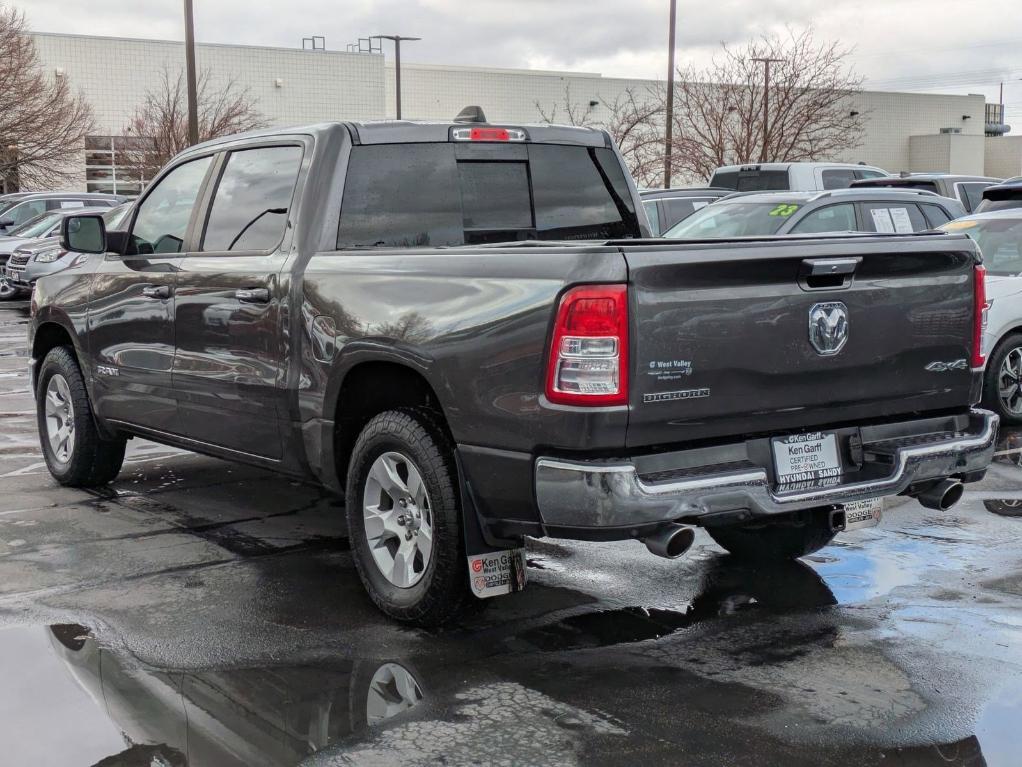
<box><xmin>61</xmin><ymin>214</ymin><xmax>106</xmax><ymax>254</ymax></box>
<box><xmin>0</xmin><ymin>219</ymin><xmax>14</xmax><ymax>230</ymax></box>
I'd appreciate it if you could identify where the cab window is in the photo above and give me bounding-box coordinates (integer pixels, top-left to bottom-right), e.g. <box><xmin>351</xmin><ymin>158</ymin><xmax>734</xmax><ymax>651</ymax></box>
<box><xmin>128</xmin><ymin>156</ymin><xmax>213</xmax><ymax>255</ymax></box>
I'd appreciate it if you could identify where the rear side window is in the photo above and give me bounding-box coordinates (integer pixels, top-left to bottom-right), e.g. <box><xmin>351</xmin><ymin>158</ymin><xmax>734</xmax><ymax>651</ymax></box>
<box><xmin>337</xmin><ymin>143</ymin><xmax>639</xmax><ymax>248</ymax></box>
<box><xmin>821</xmin><ymin>169</ymin><xmax>855</xmax><ymax>190</ymax></box>
<box><xmin>920</xmin><ymin>203</ymin><xmax>952</xmax><ymax>228</ymax></box>
<box><xmin>956</xmin><ymin>182</ymin><xmax>991</xmax><ymax>213</ymax></box>
<box><xmin>642</xmin><ymin>200</ymin><xmax>661</xmax><ymax>236</ymax></box>
<box><xmin>860</xmin><ymin>203</ymin><xmax>927</xmax><ymax>233</ymax></box>
<box><xmin>202</xmin><ymin>145</ymin><xmax>303</xmax><ymax>252</ymax></box>
<box><xmin>855</xmin><ymin>169</ymin><xmax>887</xmax><ymax>180</ymax></box>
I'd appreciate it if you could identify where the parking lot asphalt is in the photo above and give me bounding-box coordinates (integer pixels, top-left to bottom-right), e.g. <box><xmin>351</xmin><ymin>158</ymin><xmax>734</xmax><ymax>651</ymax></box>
<box><xmin>1</xmin><ymin>298</ymin><xmax>1022</xmax><ymax>766</ymax></box>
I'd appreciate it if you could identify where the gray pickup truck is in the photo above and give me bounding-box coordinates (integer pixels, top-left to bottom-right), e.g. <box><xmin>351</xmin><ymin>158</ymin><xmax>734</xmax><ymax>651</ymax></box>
<box><xmin>29</xmin><ymin>113</ymin><xmax>997</xmax><ymax>625</ymax></box>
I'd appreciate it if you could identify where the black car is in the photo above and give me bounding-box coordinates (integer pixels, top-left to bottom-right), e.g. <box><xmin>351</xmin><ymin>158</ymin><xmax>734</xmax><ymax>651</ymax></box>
<box><xmin>849</xmin><ymin>174</ymin><xmax>1000</xmax><ymax>213</ymax></box>
<box><xmin>976</xmin><ymin>179</ymin><xmax>1022</xmax><ymax>213</ymax></box>
<box><xmin>639</xmin><ymin>188</ymin><xmax>731</xmax><ymax>235</ymax></box>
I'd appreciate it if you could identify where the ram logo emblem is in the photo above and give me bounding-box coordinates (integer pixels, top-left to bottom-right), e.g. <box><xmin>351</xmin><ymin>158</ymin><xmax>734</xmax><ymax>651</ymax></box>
<box><xmin>808</xmin><ymin>302</ymin><xmax>849</xmax><ymax>356</ymax></box>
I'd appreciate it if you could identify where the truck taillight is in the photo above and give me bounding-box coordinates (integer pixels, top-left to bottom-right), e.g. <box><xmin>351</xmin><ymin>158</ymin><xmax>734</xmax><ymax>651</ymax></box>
<box><xmin>545</xmin><ymin>284</ymin><xmax>628</xmax><ymax>406</ymax></box>
<box><xmin>972</xmin><ymin>264</ymin><xmax>988</xmax><ymax>368</ymax></box>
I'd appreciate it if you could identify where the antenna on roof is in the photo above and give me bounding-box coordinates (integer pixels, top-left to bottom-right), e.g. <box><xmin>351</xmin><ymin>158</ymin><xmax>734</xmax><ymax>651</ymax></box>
<box><xmin>454</xmin><ymin>106</ymin><xmax>488</xmax><ymax>124</ymax></box>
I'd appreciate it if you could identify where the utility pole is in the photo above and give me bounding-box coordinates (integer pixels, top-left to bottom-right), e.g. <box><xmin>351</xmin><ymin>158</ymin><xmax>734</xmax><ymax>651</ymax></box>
<box><xmin>183</xmin><ymin>0</ymin><xmax>199</xmax><ymax>146</ymax></box>
<box><xmin>663</xmin><ymin>0</ymin><xmax>677</xmax><ymax>188</ymax></box>
<box><xmin>751</xmin><ymin>56</ymin><xmax>783</xmax><ymax>163</ymax></box>
<box><xmin>372</xmin><ymin>35</ymin><xmax>422</xmax><ymax>120</ymax></box>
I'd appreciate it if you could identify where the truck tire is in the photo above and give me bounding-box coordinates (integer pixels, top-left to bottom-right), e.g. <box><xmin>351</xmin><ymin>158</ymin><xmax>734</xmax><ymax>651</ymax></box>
<box><xmin>36</xmin><ymin>346</ymin><xmax>126</xmax><ymax>487</ymax></box>
<box><xmin>706</xmin><ymin>511</ymin><xmax>837</xmax><ymax>560</ymax></box>
<box><xmin>345</xmin><ymin>408</ymin><xmax>472</xmax><ymax>627</ymax></box>
<box><xmin>984</xmin><ymin>333</ymin><xmax>1022</xmax><ymax>426</ymax></box>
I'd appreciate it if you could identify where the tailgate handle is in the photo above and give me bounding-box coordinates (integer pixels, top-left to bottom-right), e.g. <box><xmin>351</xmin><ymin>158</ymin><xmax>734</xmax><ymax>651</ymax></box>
<box><xmin>799</xmin><ymin>257</ymin><xmax>862</xmax><ymax>290</ymax></box>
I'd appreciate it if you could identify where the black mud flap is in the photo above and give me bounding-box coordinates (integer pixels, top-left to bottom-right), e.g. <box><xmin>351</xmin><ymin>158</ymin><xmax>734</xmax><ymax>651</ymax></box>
<box><xmin>456</xmin><ymin>452</ymin><xmax>527</xmax><ymax>600</ymax></box>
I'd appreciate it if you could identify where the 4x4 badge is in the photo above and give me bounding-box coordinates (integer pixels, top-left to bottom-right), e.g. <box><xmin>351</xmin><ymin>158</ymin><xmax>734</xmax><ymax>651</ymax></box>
<box><xmin>808</xmin><ymin>302</ymin><xmax>849</xmax><ymax>356</ymax></box>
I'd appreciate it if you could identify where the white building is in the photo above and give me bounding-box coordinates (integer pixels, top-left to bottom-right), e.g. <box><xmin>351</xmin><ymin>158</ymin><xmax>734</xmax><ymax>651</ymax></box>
<box><xmin>25</xmin><ymin>31</ymin><xmax>1022</xmax><ymax>193</ymax></box>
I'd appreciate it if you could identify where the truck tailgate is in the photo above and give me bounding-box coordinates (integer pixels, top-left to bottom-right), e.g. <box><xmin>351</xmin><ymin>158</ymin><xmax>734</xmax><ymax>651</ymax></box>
<box><xmin>622</xmin><ymin>235</ymin><xmax>979</xmax><ymax>449</ymax></box>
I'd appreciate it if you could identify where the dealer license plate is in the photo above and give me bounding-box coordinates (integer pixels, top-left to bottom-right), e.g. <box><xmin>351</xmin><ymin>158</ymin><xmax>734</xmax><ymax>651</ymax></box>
<box><xmin>842</xmin><ymin>498</ymin><xmax>883</xmax><ymax>531</ymax></box>
<box><xmin>772</xmin><ymin>431</ymin><xmax>842</xmax><ymax>485</ymax></box>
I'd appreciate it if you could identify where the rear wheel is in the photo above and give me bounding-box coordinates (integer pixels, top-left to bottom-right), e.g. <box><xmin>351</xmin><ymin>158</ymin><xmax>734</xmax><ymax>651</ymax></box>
<box><xmin>36</xmin><ymin>346</ymin><xmax>126</xmax><ymax>486</ymax></box>
<box><xmin>984</xmin><ymin>333</ymin><xmax>1022</xmax><ymax>426</ymax></box>
<box><xmin>345</xmin><ymin>408</ymin><xmax>473</xmax><ymax>626</ymax></box>
<box><xmin>706</xmin><ymin>510</ymin><xmax>837</xmax><ymax>560</ymax></box>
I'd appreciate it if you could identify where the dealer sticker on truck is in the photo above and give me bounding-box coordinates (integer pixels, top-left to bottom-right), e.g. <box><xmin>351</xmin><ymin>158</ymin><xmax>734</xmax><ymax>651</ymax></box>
<box><xmin>467</xmin><ymin>549</ymin><xmax>527</xmax><ymax>599</ymax></box>
<box><xmin>772</xmin><ymin>431</ymin><xmax>842</xmax><ymax>484</ymax></box>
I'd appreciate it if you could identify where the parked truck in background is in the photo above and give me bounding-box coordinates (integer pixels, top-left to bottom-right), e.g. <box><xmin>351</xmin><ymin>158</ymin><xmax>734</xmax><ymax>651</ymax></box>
<box><xmin>29</xmin><ymin>112</ymin><xmax>997</xmax><ymax>625</ymax></box>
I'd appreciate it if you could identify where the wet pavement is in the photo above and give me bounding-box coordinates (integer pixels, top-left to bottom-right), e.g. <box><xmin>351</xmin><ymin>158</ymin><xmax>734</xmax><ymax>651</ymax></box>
<box><xmin>1</xmin><ymin>298</ymin><xmax>1022</xmax><ymax>766</ymax></box>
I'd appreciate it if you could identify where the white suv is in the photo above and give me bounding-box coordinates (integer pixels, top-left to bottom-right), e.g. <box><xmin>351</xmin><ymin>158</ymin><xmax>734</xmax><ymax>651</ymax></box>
<box><xmin>709</xmin><ymin>162</ymin><xmax>889</xmax><ymax>193</ymax></box>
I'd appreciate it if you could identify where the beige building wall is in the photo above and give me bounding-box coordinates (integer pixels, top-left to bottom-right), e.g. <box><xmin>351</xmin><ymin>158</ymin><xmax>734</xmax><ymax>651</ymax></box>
<box><xmin>908</xmin><ymin>133</ymin><xmax>986</xmax><ymax>175</ymax></box>
<box><xmin>31</xmin><ymin>32</ymin><xmax>386</xmax><ymax>135</ymax></box>
<box><xmin>985</xmin><ymin>137</ymin><xmax>1022</xmax><ymax>179</ymax></box>
<box><xmin>23</xmin><ymin>31</ymin><xmax>1002</xmax><ymax>191</ymax></box>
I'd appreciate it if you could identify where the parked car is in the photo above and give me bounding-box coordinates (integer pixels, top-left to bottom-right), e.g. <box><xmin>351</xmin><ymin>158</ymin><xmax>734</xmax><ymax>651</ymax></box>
<box><xmin>708</xmin><ymin>162</ymin><xmax>889</xmax><ymax>192</ymax></box>
<box><xmin>1</xmin><ymin>204</ymin><xmax>132</xmax><ymax>299</ymax></box>
<box><xmin>850</xmin><ymin>174</ymin><xmax>1000</xmax><ymax>213</ymax></box>
<box><xmin>975</xmin><ymin>179</ymin><xmax>1022</xmax><ymax>213</ymax></box>
<box><xmin>639</xmin><ymin>188</ymin><xmax>731</xmax><ymax>235</ymax></box>
<box><xmin>29</xmin><ymin>117</ymin><xmax>996</xmax><ymax>625</ymax></box>
<box><xmin>662</xmin><ymin>188</ymin><xmax>965</xmax><ymax>239</ymax></box>
<box><xmin>0</xmin><ymin>191</ymin><xmax>125</xmax><ymax>235</ymax></box>
<box><xmin>939</xmin><ymin>210</ymin><xmax>1022</xmax><ymax>424</ymax></box>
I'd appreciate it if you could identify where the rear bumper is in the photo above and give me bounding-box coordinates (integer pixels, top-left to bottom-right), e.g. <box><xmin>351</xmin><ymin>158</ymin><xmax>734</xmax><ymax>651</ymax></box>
<box><xmin>535</xmin><ymin>409</ymin><xmax>998</xmax><ymax>532</ymax></box>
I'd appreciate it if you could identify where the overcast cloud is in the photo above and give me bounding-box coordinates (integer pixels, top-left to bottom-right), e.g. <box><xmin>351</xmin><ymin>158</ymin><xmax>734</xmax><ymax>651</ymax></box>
<box><xmin>12</xmin><ymin>0</ymin><xmax>1022</xmax><ymax>123</ymax></box>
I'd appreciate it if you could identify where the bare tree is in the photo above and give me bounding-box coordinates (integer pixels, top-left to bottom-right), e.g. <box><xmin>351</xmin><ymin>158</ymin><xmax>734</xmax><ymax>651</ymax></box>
<box><xmin>0</xmin><ymin>6</ymin><xmax>95</xmax><ymax>191</ymax></box>
<box><xmin>666</xmin><ymin>29</ymin><xmax>866</xmax><ymax>182</ymax></box>
<box><xmin>121</xmin><ymin>67</ymin><xmax>266</xmax><ymax>183</ymax></box>
<box><xmin>537</xmin><ymin>85</ymin><xmax>665</xmax><ymax>188</ymax></box>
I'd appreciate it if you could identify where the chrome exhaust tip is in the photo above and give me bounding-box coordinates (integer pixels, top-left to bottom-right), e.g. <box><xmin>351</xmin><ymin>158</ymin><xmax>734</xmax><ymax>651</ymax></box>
<box><xmin>644</xmin><ymin>524</ymin><xmax>696</xmax><ymax>559</ymax></box>
<box><xmin>916</xmin><ymin>479</ymin><xmax>965</xmax><ymax>511</ymax></box>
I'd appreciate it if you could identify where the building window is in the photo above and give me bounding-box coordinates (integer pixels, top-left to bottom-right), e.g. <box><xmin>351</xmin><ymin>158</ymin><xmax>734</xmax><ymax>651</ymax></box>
<box><xmin>84</xmin><ymin>135</ymin><xmax>148</xmax><ymax>195</ymax></box>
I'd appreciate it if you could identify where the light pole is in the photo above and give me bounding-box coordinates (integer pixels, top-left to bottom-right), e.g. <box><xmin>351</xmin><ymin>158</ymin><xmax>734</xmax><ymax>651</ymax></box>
<box><xmin>751</xmin><ymin>56</ymin><xmax>783</xmax><ymax>163</ymax></box>
<box><xmin>663</xmin><ymin>0</ymin><xmax>677</xmax><ymax>188</ymax></box>
<box><xmin>372</xmin><ymin>35</ymin><xmax>421</xmax><ymax>120</ymax></box>
<box><xmin>183</xmin><ymin>0</ymin><xmax>199</xmax><ymax>146</ymax></box>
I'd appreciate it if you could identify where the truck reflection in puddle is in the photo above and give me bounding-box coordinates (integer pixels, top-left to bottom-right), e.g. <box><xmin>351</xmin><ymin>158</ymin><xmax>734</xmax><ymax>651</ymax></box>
<box><xmin>47</xmin><ymin>555</ymin><xmax>993</xmax><ymax>766</ymax></box>
<box><xmin>48</xmin><ymin>625</ymin><xmax>425</xmax><ymax>767</ymax></box>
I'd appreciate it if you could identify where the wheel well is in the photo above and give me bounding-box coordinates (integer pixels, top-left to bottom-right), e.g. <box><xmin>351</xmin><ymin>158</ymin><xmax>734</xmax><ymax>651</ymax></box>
<box><xmin>33</xmin><ymin>322</ymin><xmax>75</xmax><ymax>365</ymax></box>
<box><xmin>333</xmin><ymin>362</ymin><xmax>447</xmax><ymax>486</ymax></box>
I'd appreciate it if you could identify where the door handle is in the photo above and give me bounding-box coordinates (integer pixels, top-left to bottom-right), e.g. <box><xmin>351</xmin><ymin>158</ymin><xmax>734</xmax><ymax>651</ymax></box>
<box><xmin>141</xmin><ymin>285</ymin><xmax>171</xmax><ymax>299</ymax></box>
<box><xmin>235</xmin><ymin>288</ymin><xmax>271</xmax><ymax>304</ymax></box>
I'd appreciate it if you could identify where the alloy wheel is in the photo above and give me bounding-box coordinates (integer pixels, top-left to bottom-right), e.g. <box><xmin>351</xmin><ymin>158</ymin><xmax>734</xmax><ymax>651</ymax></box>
<box><xmin>362</xmin><ymin>451</ymin><xmax>434</xmax><ymax>588</ymax></box>
<box><xmin>44</xmin><ymin>374</ymin><xmax>76</xmax><ymax>464</ymax></box>
<box><xmin>998</xmin><ymin>346</ymin><xmax>1022</xmax><ymax>416</ymax></box>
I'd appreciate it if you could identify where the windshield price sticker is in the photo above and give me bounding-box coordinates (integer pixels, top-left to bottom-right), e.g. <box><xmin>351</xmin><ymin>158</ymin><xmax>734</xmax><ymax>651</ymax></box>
<box><xmin>468</xmin><ymin>549</ymin><xmax>527</xmax><ymax>599</ymax></box>
<box><xmin>769</xmin><ymin>203</ymin><xmax>800</xmax><ymax>217</ymax></box>
<box><xmin>772</xmin><ymin>431</ymin><xmax>842</xmax><ymax>484</ymax></box>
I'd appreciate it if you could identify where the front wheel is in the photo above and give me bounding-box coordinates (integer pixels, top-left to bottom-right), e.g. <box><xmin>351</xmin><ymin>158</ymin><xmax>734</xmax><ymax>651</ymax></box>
<box><xmin>706</xmin><ymin>510</ymin><xmax>837</xmax><ymax>560</ymax></box>
<box><xmin>345</xmin><ymin>408</ymin><xmax>473</xmax><ymax>626</ymax></box>
<box><xmin>984</xmin><ymin>333</ymin><xmax>1022</xmax><ymax>426</ymax></box>
<box><xmin>36</xmin><ymin>346</ymin><xmax>126</xmax><ymax>486</ymax></box>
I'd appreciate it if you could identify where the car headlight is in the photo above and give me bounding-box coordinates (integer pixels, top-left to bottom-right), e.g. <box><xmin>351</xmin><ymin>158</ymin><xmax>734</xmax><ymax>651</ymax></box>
<box><xmin>34</xmin><ymin>250</ymin><xmax>65</xmax><ymax>263</ymax></box>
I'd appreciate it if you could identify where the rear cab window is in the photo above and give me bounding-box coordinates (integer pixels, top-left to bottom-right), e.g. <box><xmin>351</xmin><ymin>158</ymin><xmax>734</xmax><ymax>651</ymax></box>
<box><xmin>710</xmin><ymin>167</ymin><xmax>790</xmax><ymax>192</ymax></box>
<box><xmin>337</xmin><ymin>143</ymin><xmax>639</xmax><ymax>248</ymax></box>
<box><xmin>820</xmin><ymin>169</ymin><xmax>856</xmax><ymax>190</ymax></box>
<box><xmin>859</xmin><ymin>202</ymin><xmax>927</xmax><ymax>233</ymax></box>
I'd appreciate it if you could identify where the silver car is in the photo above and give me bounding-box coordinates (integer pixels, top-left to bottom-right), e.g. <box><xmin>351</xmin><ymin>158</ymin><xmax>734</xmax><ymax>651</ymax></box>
<box><xmin>941</xmin><ymin>210</ymin><xmax>1022</xmax><ymax>424</ymax></box>
<box><xmin>1</xmin><ymin>204</ymin><xmax>132</xmax><ymax>298</ymax></box>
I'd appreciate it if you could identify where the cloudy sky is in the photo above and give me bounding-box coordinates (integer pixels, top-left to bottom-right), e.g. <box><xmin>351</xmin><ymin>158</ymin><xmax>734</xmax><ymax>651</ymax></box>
<box><xmin>13</xmin><ymin>0</ymin><xmax>1022</xmax><ymax>123</ymax></box>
